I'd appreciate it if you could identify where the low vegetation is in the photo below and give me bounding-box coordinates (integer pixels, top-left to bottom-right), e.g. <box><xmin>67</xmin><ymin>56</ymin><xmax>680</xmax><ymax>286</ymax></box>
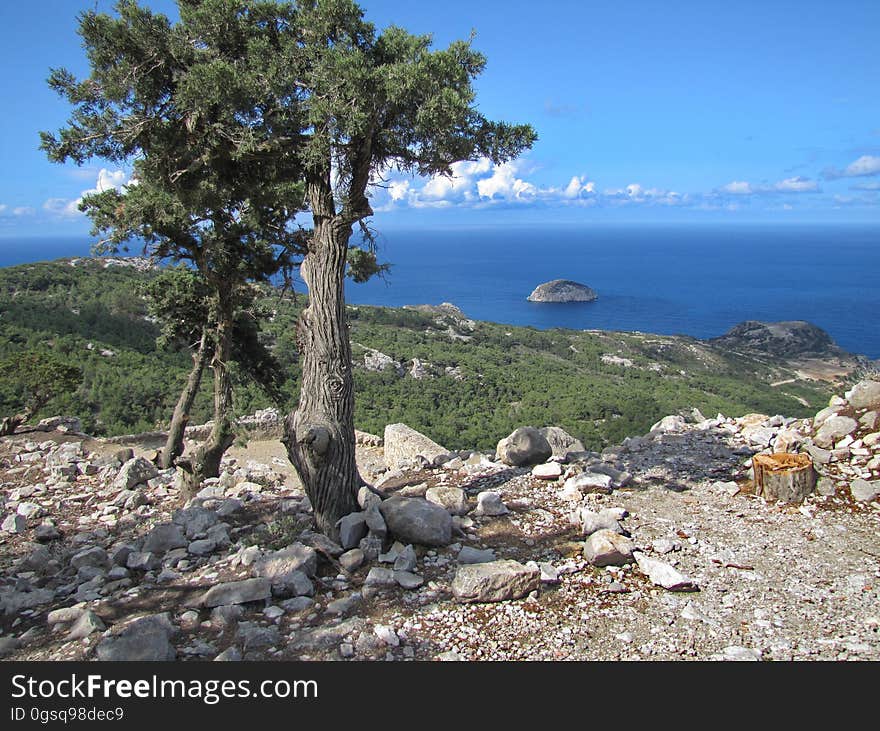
<box><xmin>0</xmin><ymin>258</ymin><xmax>843</xmax><ymax>451</ymax></box>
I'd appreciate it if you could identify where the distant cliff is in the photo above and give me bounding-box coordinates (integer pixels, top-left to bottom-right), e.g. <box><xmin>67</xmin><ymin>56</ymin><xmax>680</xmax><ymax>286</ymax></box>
<box><xmin>528</xmin><ymin>279</ymin><xmax>598</xmax><ymax>303</ymax></box>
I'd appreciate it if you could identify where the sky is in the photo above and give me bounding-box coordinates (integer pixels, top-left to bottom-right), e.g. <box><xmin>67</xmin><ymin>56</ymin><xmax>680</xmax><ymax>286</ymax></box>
<box><xmin>1</xmin><ymin>0</ymin><xmax>879</xmax><ymax>238</ymax></box>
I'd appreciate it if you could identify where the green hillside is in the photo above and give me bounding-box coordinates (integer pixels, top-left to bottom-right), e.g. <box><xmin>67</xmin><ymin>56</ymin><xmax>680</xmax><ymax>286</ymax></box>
<box><xmin>0</xmin><ymin>257</ymin><xmax>844</xmax><ymax>451</ymax></box>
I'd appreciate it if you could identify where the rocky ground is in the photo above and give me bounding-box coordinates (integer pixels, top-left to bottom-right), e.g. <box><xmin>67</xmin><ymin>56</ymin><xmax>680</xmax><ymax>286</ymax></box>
<box><xmin>0</xmin><ymin>382</ymin><xmax>878</xmax><ymax>663</ymax></box>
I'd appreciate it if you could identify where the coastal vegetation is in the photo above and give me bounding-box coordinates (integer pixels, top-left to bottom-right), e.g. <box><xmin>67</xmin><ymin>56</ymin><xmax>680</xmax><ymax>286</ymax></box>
<box><xmin>0</xmin><ymin>258</ymin><xmax>842</xmax><ymax>452</ymax></box>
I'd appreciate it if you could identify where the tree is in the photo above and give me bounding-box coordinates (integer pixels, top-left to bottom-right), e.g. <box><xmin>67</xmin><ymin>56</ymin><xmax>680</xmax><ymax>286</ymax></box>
<box><xmin>143</xmin><ymin>267</ymin><xmax>287</xmax><ymax>469</ymax></box>
<box><xmin>41</xmin><ymin>0</ymin><xmax>305</xmax><ymax>496</ymax></box>
<box><xmin>270</xmin><ymin>1</ymin><xmax>537</xmax><ymax>537</ymax></box>
<box><xmin>0</xmin><ymin>352</ymin><xmax>83</xmax><ymax>436</ymax></box>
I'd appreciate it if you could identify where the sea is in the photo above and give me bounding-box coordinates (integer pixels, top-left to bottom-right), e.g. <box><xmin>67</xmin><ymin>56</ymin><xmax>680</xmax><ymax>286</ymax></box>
<box><xmin>2</xmin><ymin>223</ymin><xmax>878</xmax><ymax>359</ymax></box>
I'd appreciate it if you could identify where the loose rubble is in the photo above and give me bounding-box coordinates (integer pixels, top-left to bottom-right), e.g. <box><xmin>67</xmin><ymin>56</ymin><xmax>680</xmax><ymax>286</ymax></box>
<box><xmin>1</xmin><ymin>378</ymin><xmax>879</xmax><ymax>662</ymax></box>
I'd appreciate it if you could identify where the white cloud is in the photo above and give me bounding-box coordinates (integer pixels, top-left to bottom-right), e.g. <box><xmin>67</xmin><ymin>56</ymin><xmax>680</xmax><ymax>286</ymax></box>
<box><xmin>563</xmin><ymin>176</ymin><xmax>596</xmax><ymax>199</ymax></box>
<box><xmin>824</xmin><ymin>154</ymin><xmax>880</xmax><ymax>179</ymax></box>
<box><xmin>719</xmin><ymin>181</ymin><xmax>755</xmax><ymax>195</ymax></box>
<box><xmin>717</xmin><ymin>176</ymin><xmax>819</xmax><ymax>196</ymax></box>
<box><xmin>12</xmin><ymin>207</ymin><xmax>35</xmax><ymax>216</ymax></box>
<box><xmin>773</xmin><ymin>176</ymin><xmax>819</xmax><ymax>193</ymax></box>
<box><xmin>476</xmin><ymin>161</ymin><xmax>538</xmax><ymax>201</ymax></box>
<box><xmin>851</xmin><ymin>180</ymin><xmax>880</xmax><ymax>191</ymax></box>
<box><xmin>0</xmin><ymin>204</ymin><xmax>6</xmax><ymax>214</ymax></box>
<box><xmin>43</xmin><ymin>168</ymin><xmax>132</xmax><ymax>218</ymax></box>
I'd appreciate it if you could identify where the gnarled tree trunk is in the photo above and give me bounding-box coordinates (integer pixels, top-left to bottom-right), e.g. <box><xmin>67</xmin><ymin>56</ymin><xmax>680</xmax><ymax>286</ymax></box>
<box><xmin>178</xmin><ymin>294</ymin><xmax>235</xmax><ymax>500</ymax></box>
<box><xmin>159</xmin><ymin>327</ymin><xmax>210</xmax><ymax>470</ymax></box>
<box><xmin>284</xmin><ymin>181</ymin><xmax>362</xmax><ymax>540</ymax></box>
<box><xmin>0</xmin><ymin>410</ymin><xmax>30</xmax><ymax>437</ymax></box>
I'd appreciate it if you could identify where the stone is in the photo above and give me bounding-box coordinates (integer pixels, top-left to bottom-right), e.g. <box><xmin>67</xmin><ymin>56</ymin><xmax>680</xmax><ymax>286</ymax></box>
<box><xmin>364</xmin><ymin>567</ymin><xmax>397</xmax><ymax>588</ymax></box>
<box><xmin>187</xmin><ymin>539</ymin><xmax>217</xmax><ymax>556</ymax></box>
<box><xmin>575</xmin><ymin>508</ymin><xmax>625</xmax><ymax>537</ymax></box>
<box><xmin>651</xmin><ymin>415</ymin><xmax>687</xmax><ymax>433</ymax></box>
<box><xmin>113</xmin><ymin>457</ymin><xmax>158</xmax><ymax>490</ymax></box>
<box><xmin>0</xmin><ymin>637</ymin><xmax>21</xmax><ymax>658</ymax></box>
<box><xmin>393</xmin><ymin>571</ymin><xmax>424</xmax><ymax>589</ymax></box>
<box><xmin>297</xmin><ymin>531</ymin><xmax>344</xmax><ymax>558</ymax></box>
<box><xmin>142</xmin><ymin>523</ymin><xmax>188</xmax><ymax>554</ymax></box>
<box><xmin>325</xmin><ymin>593</ymin><xmax>362</xmax><ymax>616</ymax></box>
<box><xmin>2</xmin><ymin>514</ymin><xmax>27</xmax><ymax>533</ymax></box>
<box><xmin>539</xmin><ymin>426</ymin><xmax>586</xmax><ymax>458</ymax></box>
<box><xmin>174</xmin><ymin>506</ymin><xmax>220</xmax><ymax>539</ymax></box>
<box><xmin>583</xmin><ymin>530</ymin><xmax>634</xmax><ymax>566</ymax></box>
<box><xmin>860</xmin><ymin>411</ymin><xmax>879</xmax><ymax>430</ymax></box>
<box><xmin>211</xmin><ymin>605</ymin><xmax>244</xmax><ymax>625</ymax></box>
<box><xmin>47</xmin><ymin>606</ymin><xmax>86</xmax><ymax>625</ymax></box>
<box><xmin>425</xmin><ymin>486</ymin><xmax>469</xmax><ymax>515</ymax></box>
<box><xmin>374</xmin><ymin>625</ymin><xmax>400</xmax><ymax>646</ymax></box>
<box><xmin>34</xmin><ymin>523</ymin><xmax>61</xmax><ymax>542</ymax></box>
<box><xmin>236</xmin><ymin>622</ymin><xmax>280</xmax><ymax>651</ymax></box>
<box><xmin>358</xmin><ymin>485</ymin><xmax>383</xmax><ymax>510</ymax></box>
<box><xmin>806</xmin><ymin>444</ymin><xmax>832</xmax><ymax>465</ymax></box>
<box><xmin>1</xmin><ymin>588</ymin><xmax>55</xmax><ymax>615</ymax></box>
<box><xmin>814</xmin><ymin>416</ymin><xmax>859</xmax><ymax>448</ymax></box>
<box><xmin>16</xmin><ymin>502</ymin><xmax>44</xmax><ymax>519</ymax></box>
<box><xmin>848</xmin><ymin>380</ymin><xmax>880</xmax><ymax>410</ymax></box>
<box><xmin>563</xmin><ymin>471</ymin><xmax>614</xmax><ymax>495</ymax></box>
<box><xmin>393</xmin><ymin>544</ymin><xmax>417</xmax><ymax>573</ymax></box>
<box><xmin>458</xmin><ymin>546</ymin><xmax>496</xmax><ymax>564</ymax></box>
<box><xmin>126</xmin><ymin>552</ymin><xmax>161</xmax><ymax>571</ymax></box>
<box><xmin>253</xmin><ymin>543</ymin><xmax>318</xmax><ymax>582</ymax></box>
<box><xmin>364</xmin><ymin>505</ymin><xmax>387</xmax><ymax>538</ymax></box>
<box><xmin>202</xmin><ymin>578</ymin><xmax>272</xmax><ymax>607</ymax></box>
<box><xmin>474</xmin><ymin>491</ymin><xmax>508</xmax><ymax>517</ymax></box>
<box><xmin>338</xmin><ymin>512</ymin><xmax>368</xmax><ymax>550</ymax></box>
<box><xmin>850</xmin><ymin>479</ymin><xmax>880</xmax><ymax>503</ymax></box>
<box><xmin>527</xmin><ymin>279</ymin><xmax>597</xmax><ymax>303</ymax></box>
<box><xmin>339</xmin><ymin>549</ymin><xmax>365</xmax><ymax>573</ymax></box>
<box><xmin>70</xmin><ymin>546</ymin><xmax>110</xmax><ymax>571</ymax></box>
<box><xmin>359</xmin><ymin>535</ymin><xmax>383</xmax><ymax>561</ymax></box>
<box><xmin>214</xmin><ymin>646</ymin><xmax>242</xmax><ymax>661</ymax></box>
<box><xmin>95</xmin><ymin>613</ymin><xmax>176</xmax><ymax>661</ymax></box>
<box><xmin>496</xmin><ymin>426</ymin><xmax>552</xmax><ymax>467</ymax></box>
<box><xmin>383</xmin><ymin>423</ymin><xmax>449</xmax><ymax>468</ymax></box>
<box><xmin>280</xmin><ymin>597</ymin><xmax>314</xmax><ymax>614</ymax></box>
<box><xmin>378</xmin><ymin>497</ymin><xmax>453</xmax><ymax>546</ymax></box>
<box><xmin>634</xmin><ymin>551</ymin><xmax>698</xmax><ymax>591</ymax></box>
<box><xmin>67</xmin><ymin>610</ymin><xmax>105</xmax><ymax>640</ymax></box>
<box><xmin>531</xmin><ymin>462</ymin><xmax>563</xmax><ymax>480</ymax></box>
<box><xmin>452</xmin><ymin>560</ymin><xmax>541</xmax><ymax>603</ymax></box>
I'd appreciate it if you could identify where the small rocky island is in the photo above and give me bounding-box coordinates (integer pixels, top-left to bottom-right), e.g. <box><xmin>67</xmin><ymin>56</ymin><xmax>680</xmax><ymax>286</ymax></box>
<box><xmin>527</xmin><ymin>279</ymin><xmax>598</xmax><ymax>303</ymax></box>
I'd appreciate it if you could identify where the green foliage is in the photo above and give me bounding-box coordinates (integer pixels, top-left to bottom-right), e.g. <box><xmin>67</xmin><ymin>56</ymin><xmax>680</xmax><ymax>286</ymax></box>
<box><xmin>0</xmin><ymin>349</ymin><xmax>82</xmax><ymax>421</ymax></box>
<box><xmin>0</xmin><ymin>259</ymin><xmax>839</xmax><ymax>448</ymax></box>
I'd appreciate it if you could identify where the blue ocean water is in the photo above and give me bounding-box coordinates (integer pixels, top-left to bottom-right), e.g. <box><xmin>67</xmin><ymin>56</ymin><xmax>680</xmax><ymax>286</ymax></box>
<box><xmin>344</xmin><ymin>224</ymin><xmax>880</xmax><ymax>359</ymax></box>
<box><xmin>2</xmin><ymin>224</ymin><xmax>878</xmax><ymax>358</ymax></box>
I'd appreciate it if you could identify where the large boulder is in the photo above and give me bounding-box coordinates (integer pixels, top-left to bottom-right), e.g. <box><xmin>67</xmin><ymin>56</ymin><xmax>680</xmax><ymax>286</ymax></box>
<box><xmin>539</xmin><ymin>426</ymin><xmax>586</xmax><ymax>458</ymax></box>
<box><xmin>496</xmin><ymin>426</ymin><xmax>552</xmax><ymax>467</ymax></box>
<box><xmin>848</xmin><ymin>380</ymin><xmax>880</xmax><ymax>410</ymax></box>
<box><xmin>95</xmin><ymin>613</ymin><xmax>176</xmax><ymax>661</ymax></box>
<box><xmin>383</xmin><ymin>423</ymin><xmax>449</xmax><ymax>468</ymax></box>
<box><xmin>814</xmin><ymin>415</ymin><xmax>858</xmax><ymax>448</ymax></box>
<box><xmin>424</xmin><ymin>486</ymin><xmax>469</xmax><ymax>515</ymax></box>
<box><xmin>452</xmin><ymin>560</ymin><xmax>540</xmax><ymax>602</ymax></box>
<box><xmin>378</xmin><ymin>497</ymin><xmax>453</xmax><ymax>546</ymax></box>
<box><xmin>202</xmin><ymin>578</ymin><xmax>272</xmax><ymax>607</ymax></box>
<box><xmin>142</xmin><ymin>523</ymin><xmax>188</xmax><ymax>555</ymax></box>
<box><xmin>253</xmin><ymin>544</ymin><xmax>319</xmax><ymax>582</ymax></box>
<box><xmin>113</xmin><ymin>457</ymin><xmax>159</xmax><ymax>490</ymax></box>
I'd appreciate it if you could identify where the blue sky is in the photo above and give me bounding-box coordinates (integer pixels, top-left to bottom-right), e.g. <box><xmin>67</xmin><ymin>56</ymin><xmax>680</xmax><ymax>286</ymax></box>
<box><xmin>1</xmin><ymin>0</ymin><xmax>879</xmax><ymax>238</ymax></box>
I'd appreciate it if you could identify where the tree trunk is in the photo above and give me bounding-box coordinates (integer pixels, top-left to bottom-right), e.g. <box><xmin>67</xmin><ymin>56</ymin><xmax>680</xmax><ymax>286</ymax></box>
<box><xmin>0</xmin><ymin>410</ymin><xmax>29</xmax><ymax>437</ymax></box>
<box><xmin>284</xmin><ymin>213</ymin><xmax>361</xmax><ymax>540</ymax></box>
<box><xmin>159</xmin><ymin>328</ymin><xmax>210</xmax><ymax>470</ymax></box>
<box><xmin>178</xmin><ymin>296</ymin><xmax>236</xmax><ymax>500</ymax></box>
